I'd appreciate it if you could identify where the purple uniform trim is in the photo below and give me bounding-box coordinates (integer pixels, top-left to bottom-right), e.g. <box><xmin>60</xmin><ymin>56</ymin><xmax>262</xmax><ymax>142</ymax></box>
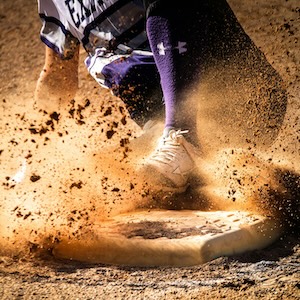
<box><xmin>39</xmin><ymin>13</ymin><xmax>80</xmax><ymax>59</ymax></box>
<box><xmin>102</xmin><ymin>54</ymin><xmax>156</xmax><ymax>89</ymax></box>
<box><xmin>39</xmin><ymin>13</ymin><xmax>70</xmax><ymax>35</ymax></box>
<box><xmin>40</xmin><ymin>35</ymin><xmax>61</xmax><ymax>58</ymax></box>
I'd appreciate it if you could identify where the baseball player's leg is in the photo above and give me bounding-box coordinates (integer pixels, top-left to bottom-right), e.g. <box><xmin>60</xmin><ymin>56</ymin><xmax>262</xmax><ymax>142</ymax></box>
<box><xmin>34</xmin><ymin>46</ymin><xmax>80</xmax><ymax>113</ymax></box>
<box><xmin>143</xmin><ymin>1</ymin><xmax>206</xmax><ymax>191</ymax></box>
<box><xmin>142</xmin><ymin>0</ymin><xmax>259</xmax><ymax>191</ymax></box>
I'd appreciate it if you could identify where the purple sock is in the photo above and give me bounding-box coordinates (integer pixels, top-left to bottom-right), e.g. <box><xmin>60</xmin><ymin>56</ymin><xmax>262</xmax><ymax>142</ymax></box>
<box><xmin>145</xmin><ymin>2</ymin><xmax>208</xmax><ymax>143</ymax></box>
<box><xmin>146</xmin><ymin>16</ymin><xmax>180</xmax><ymax>130</ymax></box>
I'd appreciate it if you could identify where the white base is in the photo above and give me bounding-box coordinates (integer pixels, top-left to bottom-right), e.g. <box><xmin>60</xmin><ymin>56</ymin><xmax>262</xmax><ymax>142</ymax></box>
<box><xmin>52</xmin><ymin>210</ymin><xmax>284</xmax><ymax>267</ymax></box>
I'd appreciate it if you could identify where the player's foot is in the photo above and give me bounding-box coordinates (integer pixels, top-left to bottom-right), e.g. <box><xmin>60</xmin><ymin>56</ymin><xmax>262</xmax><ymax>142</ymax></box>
<box><xmin>144</xmin><ymin>129</ymin><xmax>198</xmax><ymax>192</ymax></box>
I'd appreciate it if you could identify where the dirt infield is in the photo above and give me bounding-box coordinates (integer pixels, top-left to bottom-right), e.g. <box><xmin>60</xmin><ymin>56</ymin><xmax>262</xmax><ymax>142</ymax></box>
<box><xmin>0</xmin><ymin>0</ymin><xmax>299</xmax><ymax>299</ymax></box>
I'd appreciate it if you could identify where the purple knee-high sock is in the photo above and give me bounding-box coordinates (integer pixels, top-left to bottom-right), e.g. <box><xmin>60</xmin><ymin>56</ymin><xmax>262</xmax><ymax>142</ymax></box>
<box><xmin>145</xmin><ymin>2</ymin><xmax>204</xmax><ymax>144</ymax></box>
<box><xmin>146</xmin><ymin>16</ymin><xmax>180</xmax><ymax>132</ymax></box>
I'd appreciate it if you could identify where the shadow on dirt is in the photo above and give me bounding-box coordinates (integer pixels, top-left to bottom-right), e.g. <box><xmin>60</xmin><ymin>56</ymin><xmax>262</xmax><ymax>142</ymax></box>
<box><xmin>228</xmin><ymin>230</ymin><xmax>299</xmax><ymax>263</ymax></box>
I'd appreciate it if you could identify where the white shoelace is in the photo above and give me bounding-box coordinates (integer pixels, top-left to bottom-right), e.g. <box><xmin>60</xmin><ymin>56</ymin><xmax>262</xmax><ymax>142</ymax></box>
<box><xmin>150</xmin><ymin>130</ymin><xmax>189</xmax><ymax>164</ymax></box>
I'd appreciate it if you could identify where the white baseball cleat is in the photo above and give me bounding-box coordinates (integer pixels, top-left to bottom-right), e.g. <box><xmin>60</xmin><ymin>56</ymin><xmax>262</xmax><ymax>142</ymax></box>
<box><xmin>144</xmin><ymin>129</ymin><xmax>198</xmax><ymax>192</ymax></box>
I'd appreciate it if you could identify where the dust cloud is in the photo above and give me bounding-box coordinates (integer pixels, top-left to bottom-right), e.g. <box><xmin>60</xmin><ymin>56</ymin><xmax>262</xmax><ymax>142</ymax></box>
<box><xmin>1</xmin><ymin>16</ymin><xmax>299</xmax><ymax>260</ymax></box>
<box><xmin>0</xmin><ymin>91</ymin><xmax>162</xmax><ymax>258</ymax></box>
<box><xmin>1</xmin><ymin>81</ymin><xmax>299</xmax><ymax>260</ymax></box>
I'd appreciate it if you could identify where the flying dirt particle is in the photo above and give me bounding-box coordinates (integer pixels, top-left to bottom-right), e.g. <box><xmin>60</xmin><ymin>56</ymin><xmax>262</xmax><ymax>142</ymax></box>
<box><xmin>49</xmin><ymin>111</ymin><xmax>60</xmax><ymax>122</ymax></box>
<box><xmin>29</xmin><ymin>126</ymin><xmax>49</xmax><ymax>136</ymax></box>
<box><xmin>70</xmin><ymin>181</ymin><xmax>83</xmax><ymax>189</ymax></box>
<box><xmin>25</xmin><ymin>153</ymin><xmax>32</xmax><ymax>159</ymax></box>
<box><xmin>76</xmin><ymin>119</ymin><xmax>85</xmax><ymax>125</ymax></box>
<box><xmin>30</xmin><ymin>174</ymin><xmax>41</xmax><ymax>182</ymax></box>
<box><xmin>16</xmin><ymin>211</ymin><xmax>23</xmax><ymax>218</ymax></box>
<box><xmin>120</xmin><ymin>138</ymin><xmax>129</xmax><ymax>147</ymax></box>
<box><xmin>68</xmin><ymin>216</ymin><xmax>75</xmax><ymax>223</ymax></box>
<box><xmin>9</xmin><ymin>139</ymin><xmax>18</xmax><ymax>146</ymax></box>
<box><xmin>106</xmin><ymin>130</ymin><xmax>116</xmax><ymax>139</ymax></box>
<box><xmin>45</xmin><ymin>119</ymin><xmax>55</xmax><ymax>130</ymax></box>
<box><xmin>23</xmin><ymin>212</ymin><xmax>32</xmax><ymax>220</ymax></box>
<box><xmin>104</xmin><ymin>107</ymin><xmax>112</xmax><ymax>116</ymax></box>
<box><xmin>69</xmin><ymin>108</ymin><xmax>75</xmax><ymax>118</ymax></box>
<box><xmin>121</xmin><ymin>116</ymin><xmax>127</xmax><ymax>125</ymax></box>
<box><xmin>77</xmin><ymin>105</ymin><xmax>86</xmax><ymax>118</ymax></box>
<box><xmin>28</xmin><ymin>128</ymin><xmax>38</xmax><ymax>134</ymax></box>
<box><xmin>112</xmin><ymin>187</ymin><xmax>120</xmax><ymax>192</ymax></box>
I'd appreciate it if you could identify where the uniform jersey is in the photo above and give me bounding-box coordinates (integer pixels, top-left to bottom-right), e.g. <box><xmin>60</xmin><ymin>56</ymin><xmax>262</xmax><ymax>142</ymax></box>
<box><xmin>38</xmin><ymin>0</ymin><xmax>161</xmax><ymax>125</ymax></box>
<box><xmin>38</xmin><ymin>0</ymin><xmax>149</xmax><ymax>58</ymax></box>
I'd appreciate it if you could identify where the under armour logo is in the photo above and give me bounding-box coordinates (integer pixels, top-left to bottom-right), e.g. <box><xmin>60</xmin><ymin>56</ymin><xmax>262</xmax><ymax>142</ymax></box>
<box><xmin>157</xmin><ymin>42</ymin><xmax>168</xmax><ymax>55</ymax></box>
<box><xmin>175</xmin><ymin>41</ymin><xmax>187</xmax><ymax>54</ymax></box>
<box><xmin>157</xmin><ymin>41</ymin><xmax>187</xmax><ymax>55</ymax></box>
